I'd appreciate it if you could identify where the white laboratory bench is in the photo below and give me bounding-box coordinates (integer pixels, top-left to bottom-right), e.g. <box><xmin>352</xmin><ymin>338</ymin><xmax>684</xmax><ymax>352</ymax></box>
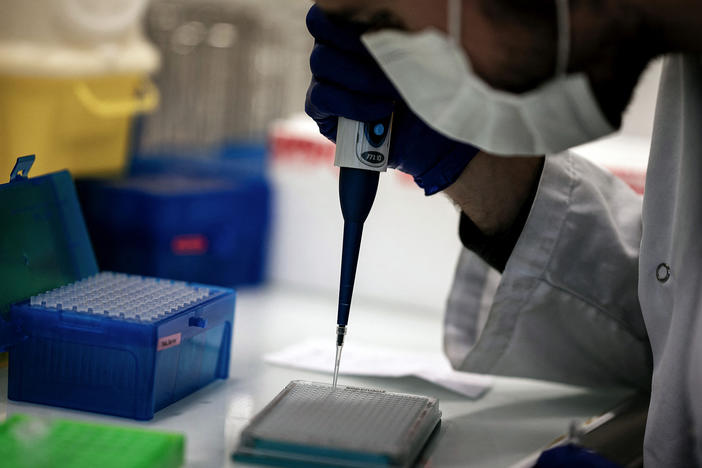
<box><xmin>0</xmin><ymin>286</ymin><xmax>631</xmax><ymax>467</ymax></box>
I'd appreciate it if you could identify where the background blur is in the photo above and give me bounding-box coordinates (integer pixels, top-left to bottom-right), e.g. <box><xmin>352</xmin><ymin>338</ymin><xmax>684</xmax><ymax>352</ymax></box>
<box><xmin>0</xmin><ymin>0</ymin><xmax>660</xmax><ymax>318</ymax></box>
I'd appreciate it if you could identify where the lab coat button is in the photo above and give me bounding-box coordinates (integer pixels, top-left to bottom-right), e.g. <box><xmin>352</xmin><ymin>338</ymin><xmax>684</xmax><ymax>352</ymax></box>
<box><xmin>656</xmin><ymin>263</ymin><xmax>671</xmax><ymax>283</ymax></box>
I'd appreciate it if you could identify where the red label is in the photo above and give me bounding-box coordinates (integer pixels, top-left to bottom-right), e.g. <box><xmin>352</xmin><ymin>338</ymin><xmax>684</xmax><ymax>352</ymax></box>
<box><xmin>270</xmin><ymin>130</ymin><xmax>336</xmax><ymax>165</ymax></box>
<box><xmin>171</xmin><ymin>234</ymin><xmax>208</xmax><ymax>255</ymax></box>
<box><xmin>157</xmin><ymin>333</ymin><xmax>182</xmax><ymax>351</ymax></box>
<box><xmin>609</xmin><ymin>168</ymin><xmax>646</xmax><ymax>194</ymax></box>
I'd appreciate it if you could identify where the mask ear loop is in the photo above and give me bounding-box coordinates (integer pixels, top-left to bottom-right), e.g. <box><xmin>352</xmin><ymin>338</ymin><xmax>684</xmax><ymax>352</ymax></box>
<box><xmin>448</xmin><ymin>0</ymin><xmax>462</xmax><ymax>44</ymax></box>
<box><xmin>555</xmin><ymin>0</ymin><xmax>571</xmax><ymax>76</ymax></box>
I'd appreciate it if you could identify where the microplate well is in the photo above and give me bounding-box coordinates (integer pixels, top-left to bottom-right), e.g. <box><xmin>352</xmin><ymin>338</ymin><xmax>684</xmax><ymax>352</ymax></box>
<box><xmin>234</xmin><ymin>380</ymin><xmax>441</xmax><ymax>468</ymax></box>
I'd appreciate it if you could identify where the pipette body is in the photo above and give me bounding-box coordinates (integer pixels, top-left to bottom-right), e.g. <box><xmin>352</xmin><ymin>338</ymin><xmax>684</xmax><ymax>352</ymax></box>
<box><xmin>332</xmin><ymin>116</ymin><xmax>392</xmax><ymax>388</ymax></box>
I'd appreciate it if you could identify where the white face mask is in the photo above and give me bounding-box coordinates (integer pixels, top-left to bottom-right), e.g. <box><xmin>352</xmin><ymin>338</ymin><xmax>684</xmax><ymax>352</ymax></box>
<box><xmin>361</xmin><ymin>0</ymin><xmax>614</xmax><ymax>156</ymax></box>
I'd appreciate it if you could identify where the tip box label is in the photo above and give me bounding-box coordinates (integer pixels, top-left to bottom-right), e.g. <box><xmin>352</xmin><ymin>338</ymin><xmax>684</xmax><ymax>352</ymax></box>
<box><xmin>158</xmin><ymin>333</ymin><xmax>182</xmax><ymax>351</ymax></box>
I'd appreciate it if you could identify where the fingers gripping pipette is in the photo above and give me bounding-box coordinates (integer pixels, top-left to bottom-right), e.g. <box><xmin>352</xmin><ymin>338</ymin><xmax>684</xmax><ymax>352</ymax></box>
<box><xmin>332</xmin><ymin>116</ymin><xmax>392</xmax><ymax>388</ymax></box>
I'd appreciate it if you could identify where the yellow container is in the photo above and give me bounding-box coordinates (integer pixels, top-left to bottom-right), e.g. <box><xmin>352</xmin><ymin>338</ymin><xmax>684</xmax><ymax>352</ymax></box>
<box><xmin>0</xmin><ymin>74</ymin><xmax>158</xmax><ymax>178</ymax></box>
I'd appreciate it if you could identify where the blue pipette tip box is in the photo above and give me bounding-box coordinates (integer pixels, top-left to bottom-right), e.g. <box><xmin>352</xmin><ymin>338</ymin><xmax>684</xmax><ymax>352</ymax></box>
<box><xmin>9</xmin><ymin>272</ymin><xmax>235</xmax><ymax>420</ymax></box>
<box><xmin>0</xmin><ymin>157</ymin><xmax>235</xmax><ymax>420</ymax></box>
<box><xmin>233</xmin><ymin>381</ymin><xmax>441</xmax><ymax>468</ymax></box>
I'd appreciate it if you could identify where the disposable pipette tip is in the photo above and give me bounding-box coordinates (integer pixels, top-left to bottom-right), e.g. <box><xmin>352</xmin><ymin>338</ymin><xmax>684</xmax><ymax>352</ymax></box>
<box><xmin>332</xmin><ymin>345</ymin><xmax>342</xmax><ymax>389</ymax></box>
<box><xmin>332</xmin><ymin>325</ymin><xmax>347</xmax><ymax>389</ymax></box>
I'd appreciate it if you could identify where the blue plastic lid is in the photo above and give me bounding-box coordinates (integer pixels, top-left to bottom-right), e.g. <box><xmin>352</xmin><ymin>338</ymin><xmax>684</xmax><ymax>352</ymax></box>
<box><xmin>0</xmin><ymin>156</ymin><xmax>98</xmax><ymax>321</ymax></box>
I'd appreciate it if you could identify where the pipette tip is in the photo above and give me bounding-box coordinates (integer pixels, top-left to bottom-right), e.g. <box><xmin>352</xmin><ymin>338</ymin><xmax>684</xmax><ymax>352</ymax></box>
<box><xmin>332</xmin><ymin>345</ymin><xmax>342</xmax><ymax>389</ymax></box>
<box><xmin>332</xmin><ymin>325</ymin><xmax>347</xmax><ymax>389</ymax></box>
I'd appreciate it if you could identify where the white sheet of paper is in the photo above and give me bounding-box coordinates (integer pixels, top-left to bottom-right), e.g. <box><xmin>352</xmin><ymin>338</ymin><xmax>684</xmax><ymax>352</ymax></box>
<box><xmin>264</xmin><ymin>339</ymin><xmax>492</xmax><ymax>399</ymax></box>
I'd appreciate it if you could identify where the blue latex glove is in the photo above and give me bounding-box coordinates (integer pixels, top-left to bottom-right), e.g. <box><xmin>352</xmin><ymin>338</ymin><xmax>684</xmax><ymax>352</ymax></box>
<box><xmin>305</xmin><ymin>5</ymin><xmax>480</xmax><ymax>195</ymax></box>
<box><xmin>536</xmin><ymin>444</ymin><xmax>623</xmax><ymax>468</ymax></box>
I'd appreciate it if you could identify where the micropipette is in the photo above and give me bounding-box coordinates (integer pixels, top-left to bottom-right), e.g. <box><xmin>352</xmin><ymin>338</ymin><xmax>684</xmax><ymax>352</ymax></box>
<box><xmin>332</xmin><ymin>116</ymin><xmax>392</xmax><ymax>388</ymax></box>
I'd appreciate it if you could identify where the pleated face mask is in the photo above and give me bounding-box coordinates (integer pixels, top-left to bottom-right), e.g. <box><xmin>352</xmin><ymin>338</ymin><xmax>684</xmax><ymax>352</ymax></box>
<box><xmin>361</xmin><ymin>0</ymin><xmax>614</xmax><ymax>156</ymax></box>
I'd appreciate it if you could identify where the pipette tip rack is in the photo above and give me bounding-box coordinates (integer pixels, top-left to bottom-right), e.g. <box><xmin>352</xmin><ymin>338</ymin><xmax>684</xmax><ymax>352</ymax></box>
<box><xmin>29</xmin><ymin>272</ymin><xmax>215</xmax><ymax>322</ymax></box>
<box><xmin>8</xmin><ymin>271</ymin><xmax>235</xmax><ymax>420</ymax></box>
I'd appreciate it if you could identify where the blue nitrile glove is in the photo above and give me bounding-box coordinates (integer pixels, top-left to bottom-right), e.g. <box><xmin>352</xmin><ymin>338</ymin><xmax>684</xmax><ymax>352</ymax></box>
<box><xmin>305</xmin><ymin>5</ymin><xmax>480</xmax><ymax>196</ymax></box>
<box><xmin>535</xmin><ymin>444</ymin><xmax>623</xmax><ymax>468</ymax></box>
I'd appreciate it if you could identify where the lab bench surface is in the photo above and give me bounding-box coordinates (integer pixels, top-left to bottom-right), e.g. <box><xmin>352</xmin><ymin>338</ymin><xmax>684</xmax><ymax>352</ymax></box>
<box><xmin>0</xmin><ymin>286</ymin><xmax>630</xmax><ymax>467</ymax></box>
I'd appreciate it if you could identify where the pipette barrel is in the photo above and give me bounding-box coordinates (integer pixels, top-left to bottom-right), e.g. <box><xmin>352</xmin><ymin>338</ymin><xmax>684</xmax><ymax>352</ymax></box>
<box><xmin>337</xmin><ymin>167</ymin><xmax>379</xmax><ymax>327</ymax></box>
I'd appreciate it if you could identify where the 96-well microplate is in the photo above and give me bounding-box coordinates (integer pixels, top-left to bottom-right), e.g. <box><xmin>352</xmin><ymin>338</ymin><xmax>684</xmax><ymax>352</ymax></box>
<box><xmin>234</xmin><ymin>381</ymin><xmax>441</xmax><ymax>468</ymax></box>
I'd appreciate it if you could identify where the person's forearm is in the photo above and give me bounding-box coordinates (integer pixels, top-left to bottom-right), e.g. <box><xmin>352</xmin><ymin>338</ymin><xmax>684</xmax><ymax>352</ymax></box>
<box><xmin>444</xmin><ymin>152</ymin><xmax>544</xmax><ymax>236</ymax></box>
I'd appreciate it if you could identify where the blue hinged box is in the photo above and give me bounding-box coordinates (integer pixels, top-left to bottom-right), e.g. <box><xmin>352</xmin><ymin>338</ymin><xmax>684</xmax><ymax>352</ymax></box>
<box><xmin>0</xmin><ymin>156</ymin><xmax>235</xmax><ymax>420</ymax></box>
<box><xmin>76</xmin><ymin>155</ymin><xmax>271</xmax><ymax>288</ymax></box>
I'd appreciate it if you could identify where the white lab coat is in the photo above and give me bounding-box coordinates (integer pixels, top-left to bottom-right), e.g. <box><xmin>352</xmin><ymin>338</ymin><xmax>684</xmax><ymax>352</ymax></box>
<box><xmin>444</xmin><ymin>54</ymin><xmax>702</xmax><ymax>466</ymax></box>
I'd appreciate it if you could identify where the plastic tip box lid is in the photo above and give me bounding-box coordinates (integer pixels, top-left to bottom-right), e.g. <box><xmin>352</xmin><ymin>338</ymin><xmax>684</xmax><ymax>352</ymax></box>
<box><xmin>0</xmin><ymin>157</ymin><xmax>98</xmax><ymax>320</ymax></box>
<box><xmin>234</xmin><ymin>381</ymin><xmax>441</xmax><ymax>468</ymax></box>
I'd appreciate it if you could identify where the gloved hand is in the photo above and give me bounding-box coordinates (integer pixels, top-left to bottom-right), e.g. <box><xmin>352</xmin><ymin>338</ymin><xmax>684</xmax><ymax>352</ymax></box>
<box><xmin>535</xmin><ymin>444</ymin><xmax>623</xmax><ymax>468</ymax></box>
<box><xmin>305</xmin><ymin>5</ymin><xmax>481</xmax><ymax>196</ymax></box>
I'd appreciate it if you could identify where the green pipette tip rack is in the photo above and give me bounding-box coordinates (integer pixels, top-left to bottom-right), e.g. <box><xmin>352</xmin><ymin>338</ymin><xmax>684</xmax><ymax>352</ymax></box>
<box><xmin>0</xmin><ymin>414</ymin><xmax>184</xmax><ymax>468</ymax></box>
